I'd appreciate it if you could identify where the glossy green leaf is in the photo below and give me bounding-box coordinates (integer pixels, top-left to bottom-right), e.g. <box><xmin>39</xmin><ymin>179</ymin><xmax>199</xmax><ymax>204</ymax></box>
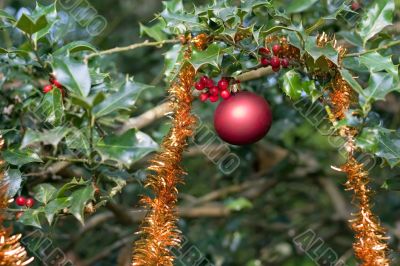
<box><xmin>57</xmin><ymin>178</ymin><xmax>88</xmax><ymax>198</ymax></box>
<box><xmin>52</xmin><ymin>58</ymin><xmax>91</xmax><ymax>97</ymax></box>
<box><xmin>0</xmin><ymin>10</ymin><xmax>15</xmax><ymax>22</ymax></box>
<box><xmin>340</xmin><ymin>69</ymin><xmax>364</xmax><ymax>95</ymax></box>
<box><xmin>33</xmin><ymin>184</ymin><xmax>57</xmax><ymax>204</ymax></box>
<box><xmin>21</xmin><ymin>127</ymin><xmax>69</xmax><ymax>149</ymax></box>
<box><xmin>44</xmin><ymin>197</ymin><xmax>70</xmax><ymax>224</ymax></box>
<box><xmin>15</xmin><ymin>13</ymin><xmax>48</xmax><ymax>35</ymax></box>
<box><xmin>358</xmin><ymin>0</ymin><xmax>395</xmax><ymax>46</ymax></box>
<box><xmin>356</xmin><ymin>127</ymin><xmax>400</xmax><ymax>167</ymax></box>
<box><xmin>2</xmin><ymin>149</ymin><xmax>42</xmax><ymax>166</ymax></box>
<box><xmin>4</xmin><ymin>169</ymin><xmax>23</xmax><ymax>198</ymax></box>
<box><xmin>19</xmin><ymin>208</ymin><xmax>44</xmax><ymax>228</ymax></box>
<box><xmin>93</xmin><ymin>79</ymin><xmax>152</xmax><ymax>118</ymax></box>
<box><xmin>189</xmin><ymin>44</ymin><xmax>222</xmax><ymax>70</ymax></box>
<box><xmin>140</xmin><ymin>20</ymin><xmax>167</xmax><ymax>41</ymax></box>
<box><xmin>281</xmin><ymin>70</ymin><xmax>303</xmax><ymax>100</ymax></box>
<box><xmin>359</xmin><ymin>52</ymin><xmax>399</xmax><ymax>78</ymax></box>
<box><xmin>36</xmin><ymin>88</ymin><xmax>64</xmax><ymax>126</ymax></box>
<box><xmin>53</xmin><ymin>41</ymin><xmax>98</xmax><ymax>56</ymax></box>
<box><xmin>69</xmin><ymin>185</ymin><xmax>95</xmax><ymax>224</ymax></box>
<box><xmin>304</xmin><ymin>36</ymin><xmax>339</xmax><ymax>65</ymax></box>
<box><xmin>96</xmin><ymin>129</ymin><xmax>158</xmax><ymax>167</ymax></box>
<box><xmin>361</xmin><ymin>72</ymin><xmax>397</xmax><ymax>103</ymax></box>
<box><xmin>286</xmin><ymin>0</ymin><xmax>318</xmax><ymax>13</ymax></box>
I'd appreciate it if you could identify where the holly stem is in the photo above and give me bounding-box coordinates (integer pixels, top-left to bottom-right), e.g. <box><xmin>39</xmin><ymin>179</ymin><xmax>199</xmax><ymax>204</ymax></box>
<box><xmin>345</xmin><ymin>39</ymin><xmax>400</xmax><ymax>57</ymax></box>
<box><xmin>84</xmin><ymin>39</ymin><xmax>179</xmax><ymax>61</ymax></box>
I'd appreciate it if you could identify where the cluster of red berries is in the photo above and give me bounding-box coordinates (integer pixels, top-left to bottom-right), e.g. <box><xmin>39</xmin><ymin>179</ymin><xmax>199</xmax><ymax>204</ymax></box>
<box><xmin>43</xmin><ymin>76</ymin><xmax>65</xmax><ymax>96</ymax></box>
<box><xmin>194</xmin><ymin>76</ymin><xmax>233</xmax><ymax>102</ymax></box>
<box><xmin>15</xmin><ymin>196</ymin><xmax>35</xmax><ymax>208</ymax></box>
<box><xmin>259</xmin><ymin>44</ymin><xmax>290</xmax><ymax>72</ymax></box>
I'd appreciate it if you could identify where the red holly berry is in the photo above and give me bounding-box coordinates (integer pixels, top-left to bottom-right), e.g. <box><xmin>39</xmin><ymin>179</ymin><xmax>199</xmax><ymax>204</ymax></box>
<box><xmin>52</xmin><ymin>79</ymin><xmax>63</xmax><ymax>89</ymax></box>
<box><xmin>205</xmin><ymin>78</ymin><xmax>214</xmax><ymax>88</ymax></box>
<box><xmin>209</xmin><ymin>94</ymin><xmax>219</xmax><ymax>102</ymax></box>
<box><xmin>272</xmin><ymin>44</ymin><xmax>281</xmax><ymax>55</ymax></box>
<box><xmin>220</xmin><ymin>90</ymin><xmax>231</xmax><ymax>100</ymax></box>
<box><xmin>218</xmin><ymin>79</ymin><xmax>229</xmax><ymax>91</ymax></box>
<box><xmin>15</xmin><ymin>196</ymin><xmax>26</xmax><ymax>206</ymax></box>
<box><xmin>25</xmin><ymin>198</ymin><xmax>35</xmax><ymax>208</ymax></box>
<box><xmin>351</xmin><ymin>1</ymin><xmax>360</xmax><ymax>10</ymax></box>
<box><xmin>43</xmin><ymin>85</ymin><xmax>53</xmax><ymax>94</ymax></box>
<box><xmin>195</xmin><ymin>81</ymin><xmax>205</xmax><ymax>91</ymax></box>
<box><xmin>270</xmin><ymin>56</ymin><xmax>280</xmax><ymax>68</ymax></box>
<box><xmin>200</xmin><ymin>76</ymin><xmax>209</xmax><ymax>86</ymax></box>
<box><xmin>272</xmin><ymin>66</ymin><xmax>280</xmax><ymax>72</ymax></box>
<box><xmin>209</xmin><ymin>86</ymin><xmax>219</xmax><ymax>96</ymax></box>
<box><xmin>281</xmin><ymin>58</ymin><xmax>289</xmax><ymax>68</ymax></box>
<box><xmin>261</xmin><ymin>58</ymin><xmax>270</xmax><ymax>66</ymax></box>
<box><xmin>199</xmin><ymin>93</ymin><xmax>209</xmax><ymax>102</ymax></box>
<box><xmin>258</xmin><ymin>47</ymin><xmax>270</xmax><ymax>55</ymax></box>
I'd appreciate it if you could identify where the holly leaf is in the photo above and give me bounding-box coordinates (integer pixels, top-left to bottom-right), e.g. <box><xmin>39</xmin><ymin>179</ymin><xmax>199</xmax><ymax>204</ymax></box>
<box><xmin>2</xmin><ymin>149</ymin><xmax>42</xmax><ymax>166</ymax></box>
<box><xmin>360</xmin><ymin>72</ymin><xmax>397</xmax><ymax>112</ymax></box>
<box><xmin>3</xmin><ymin>169</ymin><xmax>23</xmax><ymax>198</ymax></box>
<box><xmin>359</xmin><ymin>52</ymin><xmax>399</xmax><ymax>78</ymax></box>
<box><xmin>44</xmin><ymin>197</ymin><xmax>71</xmax><ymax>224</ymax></box>
<box><xmin>19</xmin><ymin>208</ymin><xmax>44</xmax><ymax>228</ymax></box>
<box><xmin>53</xmin><ymin>41</ymin><xmax>97</xmax><ymax>56</ymax></box>
<box><xmin>189</xmin><ymin>44</ymin><xmax>222</xmax><ymax>70</ymax></box>
<box><xmin>286</xmin><ymin>0</ymin><xmax>318</xmax><ymax>13</ymax></box>
<box><xmin>140</xmin><ymin>20</ymin><xmax>168</xmax><ymax>41</ymax></box>
<box><xmin>21</xmin><ymin>127</ymin><xmax>69</xmax><ymax>149</ymax></box>
<box><xmin>15</xmin><ymin>13</ymin><xmax>48</xmax><ymax>35</ymax></box>
<box><xmin>31</xmin><ymin>2</ymin><xmax>58</xmax><ymax>43</ymax></box>
<box><xmin>281</xmin><ymin>70</ymin><xmax>303</xmax><ymax>100</ymax></box>
<box><xmin>69</xmin><ymin>185</ymin><xmax>95</xmax><ymax>224</ymax></box>
<box><xmin>339</xmin><ymin>69</ymin><xmax>364</xmax><ymax>95</ymax></box>
<box><xmin>36</xmin><ymin>88</ymin><xmax>64</xmax><ymax>126</ymax></box>
<box><xmin>304</xmin><ymin>36</ymin><xmax>339</xmax><ymax>65</ymax></box>
<box><xmin>52</xmin><ymin>58</ymin><xmax>91</xmax><ymax>97</ymax></box>
<box><xmin>93</xmin><ymin>79</ymin><xmax>152</xmax><ymax>118</ymax></box>
<box><xmin>382</xmin><ymin>177</ymin><xmax>400</xmax><ymax>191</ymax></box>
<box><xmin>57</xmin><ymin>178</ymin><xmax>88</xmax><ymax>198</ymax></box>
<box><xmin>33</xmin><ymin>184</ymin><xmax>57</xmax><ymax>204</ymax></box>
<box><xmin>0</xmin><ymin>10</ymin><xmax>15</xmax><ymax>22</ymax></box>
<box><xmin>96</xmin><ymin>129</ymin><xmax>158</xmax><ymax>167</ymax></box>
<box><xmin>356</xmin><ymin>127</ymin><xmax>400</xmax><ymax>168</ymax></box>
<box><xmin>358</xmin><ymin>0</ymin><xmax>395</xmax><ymax>46</ymax></box>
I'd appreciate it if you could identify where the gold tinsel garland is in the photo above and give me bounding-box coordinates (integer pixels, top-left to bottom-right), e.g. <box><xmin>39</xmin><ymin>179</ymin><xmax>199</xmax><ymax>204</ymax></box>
<box><xmin>0</xmin><ymin>136</ymin><xmax>33</xmax><ymax>265</ymax></box>
<box><xmin>315</xmin><ymin>34</ymin><xmax>390</xmax><ymax>265</ymax></box>
<box><xmin>131</xmin><ymin>52</ymin><xmax>196</xmax><ymax>265</ymax></box>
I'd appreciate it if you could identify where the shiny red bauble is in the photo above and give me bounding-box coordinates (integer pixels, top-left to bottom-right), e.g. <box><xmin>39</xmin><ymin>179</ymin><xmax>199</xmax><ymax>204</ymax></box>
<box><xmin>214</xmin><ymin>91</ymin><xmax>272</xmax><ymax>145</ymax></box>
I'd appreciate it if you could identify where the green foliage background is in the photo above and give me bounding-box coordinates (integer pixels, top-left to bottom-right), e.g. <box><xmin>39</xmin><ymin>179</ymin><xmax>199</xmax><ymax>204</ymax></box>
<box><xmin>0</xmin><ymin>0</ymin><xmax>400</xmax><ymax>265</ymax></box>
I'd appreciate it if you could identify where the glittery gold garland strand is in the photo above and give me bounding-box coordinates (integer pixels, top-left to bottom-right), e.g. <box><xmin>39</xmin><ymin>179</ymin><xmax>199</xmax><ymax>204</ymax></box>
<box><xmin>131</xmin><ymin>52</ymin><xmax>196</xmax><ymax>265</ymax></box>
<box><xmin>316</xmin><ymin>33</ymin><xmax>390</xmax><ymax>265</ymax></box>
<box><xmin>0</xmin><ymin>136</ymin><xmax>33</xmax><ymax>265</ymax></box>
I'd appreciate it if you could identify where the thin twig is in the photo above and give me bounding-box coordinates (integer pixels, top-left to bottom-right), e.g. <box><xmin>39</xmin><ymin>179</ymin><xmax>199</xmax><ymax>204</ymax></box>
<box><xmin>345</xmin><ymin>39</ymin><xmax>400</xmax><ymax>57</ymax></box>
<box><xmin>85</xmin><ymin>39</ymin><xmax>179</xmax><ymax>61</ymax></box>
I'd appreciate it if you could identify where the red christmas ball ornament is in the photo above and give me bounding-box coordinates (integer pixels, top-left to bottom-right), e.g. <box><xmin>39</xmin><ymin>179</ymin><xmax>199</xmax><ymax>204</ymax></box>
<box><xmin>15</xmin><ymin>196</ymin><xmax>26</xmax><ymax>206</ymax></box>
<box><xmin>214</xmin><ymin>91</ymin><xmax>272</xmax><ymax>145</ymax></box>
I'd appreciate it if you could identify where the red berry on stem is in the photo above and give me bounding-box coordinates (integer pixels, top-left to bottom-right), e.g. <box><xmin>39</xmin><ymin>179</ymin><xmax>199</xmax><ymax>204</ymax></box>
<box><xmin>272</xmin><ymin>66</ymin><xmax>280</xmax><ymax>72</ymax></box>
<box><xmin>209</xmin><ymin>94</ymin><xmax>219</xmax><ymax>102</ymax></box>
<box><xmin>15</xmin><ymin>196</ymin><xmax>26</xmax><ymax>206</ymax></box>
<box><xmin>43</xmin><ymin>85</ymin><xmax>53</xmax><ymax>94</ymax></box>
<box><xmin>205</xmin><ymin>78</ymin><xmax>214</xmax><ymax>88</ymax></box>
<box><xmin>220</xmin><ymin>90</ymin><xmax>231</xmax><ymax>100</ymax></box>
<box><xmin>261</xmin><ymin>57</ymin><xmax>270</xmax><ymax>66</ymax></box>
<box><xmin>199</xmin><ymin>93</ymin><xmax>209</xmax><ymax>102</ymax></box>
<box><xmin>218</xmin><ymin>79</ymin><xmax>229</xmax><ymax>90</ymax></box>
<box><xmin>351</xmin><ymin>1</ymin><xmax>360</xmax><ymax>10</ymax></box>
<box><xmin>25</xmin><ymin>198</ymin><xmax>35</xmax><ymax>208</ymax></box>
<box><xmin>53</xmin><ymin>79</ymin><xmax>63</xmax><ymax>89</ymax></box>
<box><xmin>209</xmin><ymin>86</ymin><xmax>219</xmax><ymax>96</ymax></box>
<box><xmin>195</xmin><ymin>81</ymin><xmax>205</xmax><ymax>91</ymax></box>
<box><xmin>214</xmin><ymin>91</ymin><xmax>273</xmax><ymax>145</ymax></box>
<box><xmin>281</xmin><ymin>58</ymin><xmax>289</xmax><ymax>68</ymax></box>
<box><xmin>272</xmin><ymin>44</ymin><xmax>281</xmax><ymax>55</ymax></box>
<box><xmin>258</xmin><ymin>47</ymin><xmax>270</xmax><ymax>55</ymax></box>
<box><xmin>200</xmin><ymin>76</ymin><xmax>209</xmax><ymax>86</ymax></box>
<box><xmin>270</xmin><ymin>56</ymin><xmax>280</xmax><ymax>68</ymax></box>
